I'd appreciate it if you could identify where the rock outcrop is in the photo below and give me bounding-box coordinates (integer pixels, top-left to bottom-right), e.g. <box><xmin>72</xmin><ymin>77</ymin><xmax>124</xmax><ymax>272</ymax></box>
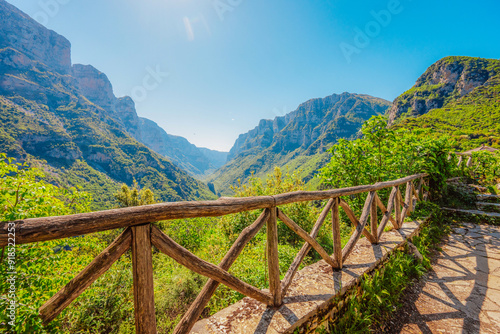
<box><xmin>388</xmin><ymin>56</ymin><xmax>497</xmax><ymax>124</ymax></box>
<box><xmin>210</xmin><ymin>93</ymin><xmax>391</xmax><ymax>194</ymax></box>
<box><xmin>71</xmin><ymin>64</ymin><xmax>116</xmax><ymax>110</ymax></box>
<box><xmin>115</xmin><ymin>96</ymin><xmax>142</xmax><ymax>140</ymax></box>
<box><xmin>0</xmin><ymin>0</ymin><xmax>71</xmax><ymax>73</ymax></box>
<box><xmin>390</xmin><ymin>56</ymin><xmax>500</xmax><ymax>150</ymax></box>
<box><xmin>229</xmin><ymin>92</ymin><xmax>391</xmax><ymax>160</ymax></box>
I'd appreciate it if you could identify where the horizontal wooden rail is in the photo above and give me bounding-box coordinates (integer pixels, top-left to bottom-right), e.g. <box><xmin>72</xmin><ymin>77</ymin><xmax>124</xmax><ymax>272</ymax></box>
<box><xmin>0</xmin><ymin>173</ymin><xmax>427</xmax><ymax>246</ymax></box>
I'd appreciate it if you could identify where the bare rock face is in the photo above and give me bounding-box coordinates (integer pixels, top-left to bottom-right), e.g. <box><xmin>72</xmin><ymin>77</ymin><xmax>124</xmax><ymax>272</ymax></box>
<box><xmin>0</xmin><ymin>0</ymin><xmax>227</xmax><ymax>178</ymax></box>
<box><xmin>387</xmin><ymin>56</ymin><xmax>495</xmax><ymax>125</ymax></box>
<box><xmin>70</xmin><ymin>65</ymin><xmax>144</xmax><ymax>139</ymax></box>
<box><xmin>228</xmin><ymin>92</ymin><xmax>391</xmax><ymax>160</ymax></box>
<box><xmin>457</xmin><ymin>69</ymin><xmax>489</xmax><ymax>96</ymax></box>
<box><xmin>115</xmin><ymin>96</ymin><xmax>142</xmax><ymax>140</ymax></box>
<box><xmin>0</xmin><ymin>47</ymin><xmax>33</xmax><ymax>71</ymax></box>
<box><xmin>71</xmin><ymin>64</ymin><xmax>116</xmax><ymax>110</ymax></box>
<box><xmin>0</xmin><ymin>0</ymin><xmax>71</xmax><ymax>73</ymax></box>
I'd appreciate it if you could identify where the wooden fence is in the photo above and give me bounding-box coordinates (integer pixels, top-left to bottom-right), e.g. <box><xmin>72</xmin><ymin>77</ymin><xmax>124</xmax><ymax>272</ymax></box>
<box><xmin>0</xmin><ymin>173</ymin><xmax>428</xmax><ymax>334</ymax></box>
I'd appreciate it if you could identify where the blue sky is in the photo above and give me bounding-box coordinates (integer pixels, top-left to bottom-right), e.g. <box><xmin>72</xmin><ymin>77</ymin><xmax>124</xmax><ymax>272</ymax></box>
<box><xmin>7</xmin><ymin>0</ymin><xmax>500</xmax><ymax>151</ymax></box>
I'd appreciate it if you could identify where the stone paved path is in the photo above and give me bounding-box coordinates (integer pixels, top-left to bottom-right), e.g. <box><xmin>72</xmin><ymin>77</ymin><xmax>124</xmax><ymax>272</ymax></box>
<box><xmin>389</xmin><ymin>223</ymin><xmax>500</xmax><ymax>334</ymax></box>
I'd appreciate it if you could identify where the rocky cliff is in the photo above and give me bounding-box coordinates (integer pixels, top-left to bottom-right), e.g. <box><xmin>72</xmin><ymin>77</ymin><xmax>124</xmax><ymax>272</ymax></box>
<box><xmin>0</xmin><ymin>0</ymin><xmax>225</xmax><ymax>178</ymax></box>
<box><xmin>0</xmin><ymin>0</ymin><xmax>216</xmax><ymax>207</ymax></box>
<box><xmin>388</xmin><ymin>56</ymin><xmax>498</xmax><ymax>125</ymax></box>
<box><xmin>209</xmin><ymin>93</ymin><xmax>391</xmax><ymax>194</ymax></box>
<box><xmin>71</xmin><ymin>64</ymin><xmax>116</xmax><ymax>110</ymax></box>
<box><xmin>0</xmin><ymin>0</ymin><xmax>71</xmax><ymax>73</ymax></box>
<box><xmin>392</xmin><ymin>56</ymin><xmax>500</xmax><ymax>149</ymax></box>
<box><xmin>68</xmin><ymin>62</ymin><xmax>227</xmax><ymax>177</ymax></box>
<box><xmin>229</xmin><ymin>93</ymin><xmax>390</xmax><ymax>160</ymax></box>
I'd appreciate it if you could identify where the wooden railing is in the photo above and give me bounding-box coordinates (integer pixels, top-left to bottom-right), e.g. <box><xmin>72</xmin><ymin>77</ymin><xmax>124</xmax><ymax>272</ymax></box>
<box><xmin>0</xmin><ymin>173</ymin><xmax>428</xmax><ymax>334</ymax></box>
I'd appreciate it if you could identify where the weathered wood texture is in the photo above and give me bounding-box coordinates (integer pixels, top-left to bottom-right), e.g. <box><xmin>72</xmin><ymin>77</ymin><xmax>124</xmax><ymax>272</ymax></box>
<box><xmin>281</xmin><ymin>199</ymin><xmax>334</xmax><ymax>296</ymax></box>
<box><xmin>0</xmin><ymin>174</ymin><xmax>427</xmax><ymax>246</ymax></box>
<box><xmin>339</xmin><ymin>200</ymin><xmax>377</xmax><ymax>243</ymax></box>
<box><xmin>395</xmin><ymin>187</ymin><xmax>402</xmax><ymax>228</ymax></box>
<box><xmin>416</xmin><ymin>177</ymin><xmax>423</xmax><ymax>200</ymax></box>
<box><xmin>267</xmin><ymin>208</ymin><xmax>282</xmax><ymax>306</ymax></box>
<box><xmin>332</xmin><ymin>198</ymin><xmax>342</xmax><ymax>269</ymax></box>
<box><xmin>174</xmin><ymin>210</ymin><xmax>269</xmax><ymax>334</ymax></box>
<box><xmin>374</xmin><ymin>192</ymin><xmax>397</xmax><ymax>228</ymax></box>
<box><xmin>370</xmin><ymin>198</ymin><xmax>379</xmax><ymax>244</ymax></box>
<box><xmin>277</xmin><ymin>209</ymin><xmax>336</xmax><ymax>267</ymax></box>
<box><xmin>377</xmin><ymin>187</ymin><xmax>398</xmax><ymax>237</ymax></box>
<box><xmin>273</xmin><ymin>174</ymin><xmax>426</xmax><ymax>206</ymax></box>
<box><xmin>150</xmin><ymin>225</ymin><xmax>273</xmax><ymax>306</ymax></box>
<box><xmin>342</xmin><ymin>191</ymin><xmax>376</xmax><ymax>262</ymax></box>
<box><xmin>132</xmin><ymin>225</ymin><xmax>157</xmax><ymax>334</ymax></box>
<box><xmin>39</xmin><ymin>228</ymin><xmax>132</xmax><ymax>324</ymax></box>
<box><xmin>400</xmin><ymin>182</ymin><xmax>412</xmax><ymax>221</ymax></box>
<box><xmin>13</xmin><ymin>173</ymin><xmax>430</xmax><ymax>332</ymax></box>
<box><xmin>408</xmin><ymin>182</ymin><xmax>414</xmax><ymax>212</ymax></box>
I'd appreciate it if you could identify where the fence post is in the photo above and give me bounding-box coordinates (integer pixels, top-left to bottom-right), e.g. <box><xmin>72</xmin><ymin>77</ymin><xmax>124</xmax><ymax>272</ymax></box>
<box><xmin>417</xmin><ymin>177</ymin><xmax>424</xmax><ymax>201</ymax></box>
<box><xmin>370</xmin><ymin>196</ymin><xmax>379</xmax><ymax>243</ymax></box>
<box><xmin>332</xmin><ymin>198</ymin><xmax>342</xmax><ymax>269</ymax></box>
<box><xmin>395</xmin><ymin>186</ymin><xmax>401</xmax><ymax>228</ymax></box>
<box><xmin>132</xmin><ymin>224</ymin><xmax>157</xmax><ymax>334</ymax></box>
<box><xmin>406</xmin><ymin>181</ymin><xmax>414</xmax><ymax>213</ymax></box>
<box><xmin>267</xmin><ymin>207</ymin><xmax>282</xmax><ymax>306</ymax></box>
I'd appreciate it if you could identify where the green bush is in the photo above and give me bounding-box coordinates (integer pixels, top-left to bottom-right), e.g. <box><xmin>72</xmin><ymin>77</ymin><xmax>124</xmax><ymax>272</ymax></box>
<box><xmin>320</xmin><ymin>116</ymin><xmax>456</xmax><ymax>213</ymax></box>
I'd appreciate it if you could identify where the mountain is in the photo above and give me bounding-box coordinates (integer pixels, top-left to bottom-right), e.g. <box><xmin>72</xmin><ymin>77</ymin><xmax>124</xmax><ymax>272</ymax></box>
<box><xmin>133</xmin><ymin>117</ymin><xmax>228</xmax><ymax>177</ymax></box>
<box><xmin>68</xmin><ymin>62</ymin><xmax>229</xmax><ymax>177</ymax></box>
<box><xmin>389</xmin><ymin>56</ymin><xmax>500</xmax><ymax>149</ymax></box>
<box><xmin>208</xmin><ymin>93</ymin><xmax>391</xmax><ymax>194</ymax></box>
<box><xmin>0</xmin><ymin>0</ymin><xmax>215</xmax><ymax>209</ymax></box>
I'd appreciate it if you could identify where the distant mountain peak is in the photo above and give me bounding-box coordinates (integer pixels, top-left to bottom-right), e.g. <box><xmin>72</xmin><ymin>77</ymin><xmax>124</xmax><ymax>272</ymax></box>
<box><xmin>228</xmin><ymin>92</ymin><xmax>391</xmax><ymax>161</ymax></box>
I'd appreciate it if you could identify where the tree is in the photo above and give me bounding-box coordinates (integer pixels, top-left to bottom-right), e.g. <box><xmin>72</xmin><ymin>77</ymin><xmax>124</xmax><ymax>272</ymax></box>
<box><xmin>320</xmin><ymin>116</ymin><xmax>456</xmax><ymax>211</ymax></box>
<box><xmin>0</xmin><ymin>154</ymin><xmax>92</xmax><ymax>333</ymax></box>
<box><xmin>0</xmin><ymin>153</ymin><xmax>91</xmax><ymax>221</ymax></box>
<box><xmin>114</xmin><ymin>179</ymin><xmax>156</xmax><ymax>207</ymax></box>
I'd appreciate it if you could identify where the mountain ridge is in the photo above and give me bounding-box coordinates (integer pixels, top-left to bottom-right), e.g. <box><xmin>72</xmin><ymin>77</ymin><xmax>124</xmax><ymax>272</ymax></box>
<box><xmin>0</xmin><ymin>0</ymin><xmax>216</xmax><ymax>208</ymax></box>
<box><xmin>208</xmin><ymin>92</ymin><xmax>392</xmax><ymax>194</ymax></box>
<box><xmin>67</xmin><ymin>61</ymin><xmax>228</xmax><ymax>177</ymax></box>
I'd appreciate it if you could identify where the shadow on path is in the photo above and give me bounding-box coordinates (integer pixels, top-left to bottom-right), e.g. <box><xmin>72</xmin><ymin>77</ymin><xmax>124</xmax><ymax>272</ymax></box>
<box><xmin>382</xmin><ymin>223</ymin><xmax>500</xmax><ymax>334</ymax></box>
